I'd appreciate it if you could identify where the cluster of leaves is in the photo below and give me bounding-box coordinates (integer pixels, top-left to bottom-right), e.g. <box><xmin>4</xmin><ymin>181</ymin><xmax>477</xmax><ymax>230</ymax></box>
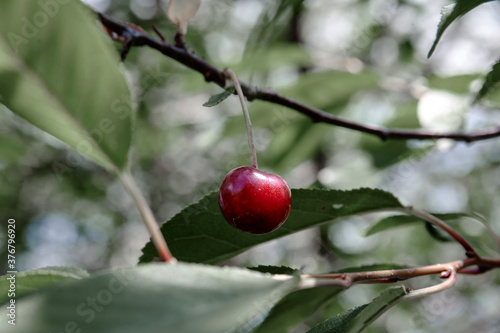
<box><xmin>1</xmin><ymin>0</ymin><xmax>500</xmax><ymax>332</ymax></box>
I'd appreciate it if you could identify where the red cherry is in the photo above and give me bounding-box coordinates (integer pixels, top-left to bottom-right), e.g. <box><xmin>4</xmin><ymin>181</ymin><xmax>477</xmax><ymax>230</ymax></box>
<box><xmin>218</xmin><ymin>166</ymin><xmax>292</xmax><ymax>234</ymax></box>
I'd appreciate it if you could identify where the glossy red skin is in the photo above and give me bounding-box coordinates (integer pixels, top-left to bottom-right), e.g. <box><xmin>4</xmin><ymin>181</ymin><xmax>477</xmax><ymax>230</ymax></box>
<box><xmin>218</xmin><ymin>166</ymin><xmax>292</xmax><ymax>234</ymax></box>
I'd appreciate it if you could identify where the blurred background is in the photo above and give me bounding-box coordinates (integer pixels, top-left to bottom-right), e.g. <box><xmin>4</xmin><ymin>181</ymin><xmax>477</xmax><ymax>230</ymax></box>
<box><xmin>1</xmin><ymin>0</ymin><xmax>500</xmax><ymax>331</ymax></box>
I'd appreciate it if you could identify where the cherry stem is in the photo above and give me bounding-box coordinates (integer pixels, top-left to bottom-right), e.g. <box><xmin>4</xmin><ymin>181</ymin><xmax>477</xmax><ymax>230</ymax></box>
<box><xmin>225</xmin><ymin>69</ymin><xmax>258</xmax><ymax>169</ymax></box>
<box><xmin>119</xmin><ymin>171</ymin><xmax>176</xmax><ymax>263</ymax></box>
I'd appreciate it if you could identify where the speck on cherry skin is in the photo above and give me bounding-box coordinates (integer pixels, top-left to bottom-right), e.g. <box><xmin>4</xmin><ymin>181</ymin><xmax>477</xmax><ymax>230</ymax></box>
<box><xmin>218</xmin><ymin>166</ymin><xmax>292</xmax><ymax>234</ymax></box>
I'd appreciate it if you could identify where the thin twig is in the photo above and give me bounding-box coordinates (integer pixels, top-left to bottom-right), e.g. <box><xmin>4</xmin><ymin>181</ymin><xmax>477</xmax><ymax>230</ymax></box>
<box><xmin>151</xmin><ymin>24</ymin><xmax>165</xmax><ymax>42</ymax></box>
<box><xmin>401</xmin><ymin>207</ymin><xmax>477</xmax><ymax>257</ymax></box>
<box><xmin>119</xmin><ymin>171</ymin><xmax>176</xmax><ymax>263</ymax></box>
<box><xmin>97</xmin><ymin>12</ymin><xmax>500</xmax><ymax>143</ymax></box>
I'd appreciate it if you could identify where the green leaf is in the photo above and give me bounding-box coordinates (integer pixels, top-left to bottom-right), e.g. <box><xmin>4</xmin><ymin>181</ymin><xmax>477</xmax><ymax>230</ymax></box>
<box><xmin>203</xmin><ymin>87</ymin><xmax>235</xmax><ymax>107</ymax></box>
<box><xmin>365</xmin><ymin>213</ymin><xmax>466</xmax><ymax>237</ymax></box>
<box><xmin>306</xmin><ymin>286</ymin><xmax>408</xmax><ymax>333</ymax></box>
<box><xmin>474</xmin><ymin>59</ymin><xmax>500</xmax><ymax>103</ymax></box>
<box><xmin>255</xmin><ymin>288</ymin><xmax>343</xmax><ymax>333</ymax></box>
<box><xmin>0</xmin><ymin>263</ymin><xmax>298</xmax><ymax>333</ymax></box>
<box><xmin>0</xmin><ymin>266</ymin><xmax>89</xmax><ymax>304</ymax></box>
<box><xmin>428</xmin><ymin>0</ymin><xmax>495</xmax><ymax>58</ymax></box>
<box><xmin>0</xmin><ymin>0</ymin><xmax>133</xmax><ymax>171</ymax></box>
<box><xmin>140</xmin><ymin>188</ymin><xmax>403</xmax><ymax>264</ymax></box>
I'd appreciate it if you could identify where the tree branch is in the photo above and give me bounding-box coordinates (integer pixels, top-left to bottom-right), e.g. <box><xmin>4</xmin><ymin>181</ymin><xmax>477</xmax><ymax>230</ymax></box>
<box><xmin>97</xmin><ymin>12</ymin><xmax>500</xmax><ymax>143</ymax></box>
<box><xmin>295</xmin><ymin>256</ymin><xmax>500</xmax><ymax>291</ymax></box>
<box><xmin>400</xmin><ymin>206</ymin><xmax>477</xmax><ymax>258</ymax></box>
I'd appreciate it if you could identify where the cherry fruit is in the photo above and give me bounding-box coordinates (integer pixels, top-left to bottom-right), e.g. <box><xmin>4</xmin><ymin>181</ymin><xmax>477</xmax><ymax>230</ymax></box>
<box><xmin>218</xmin><ymin>166</ymin><xmax>292</xmax><ymax>234</ymax></box>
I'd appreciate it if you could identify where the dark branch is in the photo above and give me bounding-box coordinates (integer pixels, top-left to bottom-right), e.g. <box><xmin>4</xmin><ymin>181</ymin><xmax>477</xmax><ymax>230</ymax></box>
<box><xmin>98</xmin><ymin>12</ymin><xmax>500</xmax><ymax>143</ymax></box>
